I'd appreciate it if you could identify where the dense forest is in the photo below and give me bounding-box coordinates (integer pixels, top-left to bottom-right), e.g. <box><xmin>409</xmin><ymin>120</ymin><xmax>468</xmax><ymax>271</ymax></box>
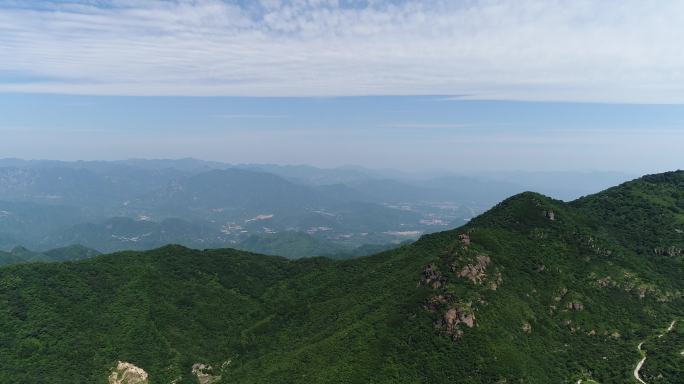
<box><xmin>0</xmin><ymin>171</ymin><xmax>682</xmax><ymax>383</ymax></box>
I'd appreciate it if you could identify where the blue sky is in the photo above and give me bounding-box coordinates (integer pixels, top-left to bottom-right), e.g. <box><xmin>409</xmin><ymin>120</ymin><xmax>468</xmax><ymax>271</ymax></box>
<box><xmin>2</xmin><ymin>94</ymin><xmax>683</xmax><ymax>172</ymax></box>
<box><xmin>0</xmin><ymin>1</ymin><xmax>683</xmax><ymax>172</ymax></box>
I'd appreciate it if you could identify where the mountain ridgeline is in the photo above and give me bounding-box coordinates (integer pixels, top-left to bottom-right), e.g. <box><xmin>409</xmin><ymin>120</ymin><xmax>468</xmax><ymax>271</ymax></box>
<box><xmin>0</xmin><ymin>171</ymin><xmax>682</xmax><ymax>383</ymax></box>
<box><xmin>0</xmin><ymin>160</ymin><xmax>493</xmax><ymax>255</ymax></box>
<box><xmin>0</xmin><ymin>159</ymin><xmax>631</xmax><ymax>257</ymax></box>
<box><xmin>0</xmin><ymin>244</ymin><xmax>100</xmax><ymax>266</ymax></box>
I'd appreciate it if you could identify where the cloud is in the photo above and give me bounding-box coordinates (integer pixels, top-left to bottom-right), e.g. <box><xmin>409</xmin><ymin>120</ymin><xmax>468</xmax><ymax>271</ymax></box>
<box><xmin>215</xmin><ymin>114</ymin><xmax>290</xmax><ymax>119</ymax></box>
<box><xmin>0</xmin><ymin>0</ymin><xmax>683</xmax><ymax>102</ymax></box>
<box><xmin>378</xmin><ymin>123</ymin><xmax>473</xmax><ymax>129</ymax></box>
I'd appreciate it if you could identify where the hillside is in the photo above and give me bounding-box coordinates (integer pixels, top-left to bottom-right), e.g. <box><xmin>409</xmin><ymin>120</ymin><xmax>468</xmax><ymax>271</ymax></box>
<box><xmin>0</xmin><ymin>244</ymin><xmax>100</xmax><ymax>266</ymax></box>
<box><xmin>234</xmin><ymin>231</ymin><xmax>349</xmax><ymax>259</ymax></box>
<box><xmin>234</xmin><ymin>232</ymin><xmax>406</xmax><ymax>260</ymax></box>
<box><xmin>0</xmin><ymin>172</ymin><xmax>682</xmax><ymax>383</ymax></box>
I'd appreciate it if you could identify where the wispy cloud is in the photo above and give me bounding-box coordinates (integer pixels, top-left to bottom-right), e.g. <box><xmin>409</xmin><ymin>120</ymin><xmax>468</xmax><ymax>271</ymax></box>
<box><xmin>0</xmin><ymin>0</ymin><xmax>683</xmax><ymax>102</ymax></box>
<box><xmin>215</xmin><ymin>114</ymin><xmax>289</xmax><ymax>119</ymax></box>
<box><xmin>378</xmin><ymin>123</ymin><xmax>473</xmax><ymax>129</ymax></box>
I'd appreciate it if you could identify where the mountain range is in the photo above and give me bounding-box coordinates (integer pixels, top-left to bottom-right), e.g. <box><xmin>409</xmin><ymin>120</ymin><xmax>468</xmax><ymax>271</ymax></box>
<box><xmin>0</xmin><ymin>170</ymin><xmax>681</xmax><ymax>383</ymax></box>
<box><xmin>0</xmin><ymin>244</ymin><xmax>100</xmax><ymax>266</ymax></box>
<box><xmin>0</xmin><ymin>158</ymin><xmax>632</xmax><ymax>258</ymax></box>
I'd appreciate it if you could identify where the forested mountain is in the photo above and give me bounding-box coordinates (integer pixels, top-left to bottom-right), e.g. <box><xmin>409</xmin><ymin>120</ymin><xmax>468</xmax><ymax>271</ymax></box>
<box><xmin>0</xmin><ymin>159</ymin><xmax>607</xmax><ymax>257</ymax></box>
<box><xmin>0</xmin><ymin>244</ymin><xmax>100</xmax><ymax>266</ymax></box>
<box><xmin>0</xmin><ymin>171</ymin><xmax>681</xmax><ymax>383</ymax></box>
<box><xmin>0</xmin><ymin>159</ymin><xmax>632</xmax><ymax>258</ymax></box>
<box><xmin>0</xmin><ymin>161</ymin><xmax>438</xmax><ymax>254</ymax></box>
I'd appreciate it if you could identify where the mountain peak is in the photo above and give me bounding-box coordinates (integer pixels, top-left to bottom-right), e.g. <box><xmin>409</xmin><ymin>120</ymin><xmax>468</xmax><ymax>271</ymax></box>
<box><xmin>467</xmin><ymin>190</ymin><xmax>562</xmax><ymax>230</ymax></box>
<box><xmin>9</xmin><ymin>245</ymin><xmax>31</xmax><ymax>254</ymax></box>
<box><xmin>639</xmin><ymin>170</ymin><xmax>684</xmax><ymax>185</ymax></box>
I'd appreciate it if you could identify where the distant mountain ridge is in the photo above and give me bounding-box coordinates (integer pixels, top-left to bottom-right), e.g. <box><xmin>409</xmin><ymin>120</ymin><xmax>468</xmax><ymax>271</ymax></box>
<box><xmin>0</xmin><ymin>158</ymin><xmax>635</xmax><ymax>257</ymax></box>
<box><xmin>0</xmin><ymin>244</ymin><xmax>100</xmax><ymax>266</ymax></box>
<box><xmin>0</xmin><ymin>171</ymin><xmax>680</xmax><ymax>383</ymax></box>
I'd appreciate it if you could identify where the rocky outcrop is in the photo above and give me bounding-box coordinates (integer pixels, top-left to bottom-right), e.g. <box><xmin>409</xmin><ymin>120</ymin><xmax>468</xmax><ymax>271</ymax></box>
<box><xmin>595</xmin><ymin>276</ymin><xmax>614</xmax><ymax>288</ymax></box>
<box><xmin>108</xmin><ymin>361</ymin><xmax>149</xmax><ymax>384</ymax></box>
<box><xmin>554</xmin><ymin>287</ymin><xmax>568</xmax><ymax>302</ymax></box>
<box><xmin>579</xmin><ymin>235</ymin><xmax>613</xmax><ymax>257</ymax></box>
<box><xmin>436</xmin><ymin>306</ymin><xmax>476</xmax><ymax>341</ymax></box>
<box><xmin>653</xmin><ymin>246</ymin><xmax>683</xmax><ymax>257</ymax></box>
<box><xmin>456</xmin><ymin>255</ymin><xmax>491</xmax><ymax>284</ymax></box>
<box><xmin>521</xmin><ymin>322</ymin><xmax>532</xmax><ymax>334</ymax></box>
<box><xmin>423</xmin><ymin>294</ymin><xmax>451</xmax><ymax>312</ymax></box>
<box><xmin>638</xmin><ymin>287</ymin><xmax>647</xmax><ymax>299</ymax></box>
<box><xmin>543</xmin><ymin>210</ymin><xmax>556</xmax><ymax>221</ymax></box>
<box><xmin>567</xmin><ymin>302</ymin><xmax>584</xmax><ymax>311</ymax></box>
<box><xmin>419</xmin><ymin>264</ymin><xmax>444</xmax><ymax>289</ymax></box>
<box><xmin>458</xmin><ymin>233</ymin><xmax>471</xmax><ymax>246</ymax></box>
<box><xmin>192</xmin><ymin>363</ymin><xmax>221</xmax><ymax>384</ymax></box>
<box><xmin>489</xmin><ymin>271</ymin><xmax>503</xmax><ymax>290</ymax></box>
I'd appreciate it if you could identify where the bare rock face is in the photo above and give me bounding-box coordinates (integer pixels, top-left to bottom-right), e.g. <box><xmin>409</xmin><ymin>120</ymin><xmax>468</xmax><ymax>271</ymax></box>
<box><xmin>596</xmin><ymin>276</ymin><xmax>614</xmax><ymax>288</ymax></box>
<box><xmin>638</xmin><ymin>287</ymin><xmax>647</xmax><ymax>299</ymax></box>
<box><xmin>423</xmin><ymin>294</ymin><xmax>451</xmax><ymax>311</ymax></box>
<box><xmin>192</xmin><ymin>363</ymin><xmax>221</xmax><ymax>384</ymax></box>
<box><xmin>457</xmin><ymin>255</ymin><xmax>491</xmax><ymax>284</ymax></box>
<box><xmin>567</xmin><ymin>302</ymin><xmax>584</xmax><ymax>311</ymax></box>
<box><xmin>554</xmin><ymin>287</ymin><xmax>569</xmax><ymax>302</ymax></box>
<box><xmin>108</xmin><ymin>361</ymin><xmax>149</xmax><ymax>384</ymax></box>
<box><xmin>521</xmin><ymin>322</ymin><xmax>532</xmax><ymax>334</ymax></box>
<box><xmin>654</xmin><ymin>246</ymin><xmax>683</xmax><ymax>257</ymax></box>
<box><xmin>458</xmin><ymin>233</ymin><xmax>471</xmax><ymax>246</ymax></box>
<box><xmin>489</xmin><ymin>272</ymin><xmax>503</xmax><ymax>290</ymax></box>
<box><xmin>419</xmin><ymin>264</ymin><xmax>444</xmax><ymax>288</ymax></box>
<box><xmin>582</xmin><ymin>235</ymin><xmax>613</xmax><ymax>257</ymax></box>
<box><xmin>461</xmin><ymin>313</ymin><xmax>476</xmax><ymax>328</ymax></box>
<box><xmin>542</xmin><ymin>210</ymin><xmax>556</xmax><ymax>221</ymax></box>
<box><xmin>436</xmin><ymin>306</ymin><xmax>476</xmax><ymax>341</ymax></box>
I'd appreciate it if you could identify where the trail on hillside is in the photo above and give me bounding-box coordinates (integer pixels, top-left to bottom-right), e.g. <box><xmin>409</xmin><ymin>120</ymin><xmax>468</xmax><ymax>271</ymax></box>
<box><xmin>634</xmin><ymin>342</ymin><xmax>647</xmax><ymax>384</ymax></box>
<box><xmin>633</xmin><ymin>320</ymin><xmax>677</xmax><ymax>384</ymax></box>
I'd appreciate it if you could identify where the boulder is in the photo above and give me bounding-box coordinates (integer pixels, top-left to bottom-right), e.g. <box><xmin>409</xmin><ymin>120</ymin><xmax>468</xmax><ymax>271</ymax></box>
<box><xmin>108</xmin><ymin>361</ymin><xmax>148</xmax><ymax>384</ymax></box>
<box><xmin>192</xmin><ymin>363</ymin><xmax>221</xmax><ymax>384</ymax></box>
<box><xmin>457</xmin><ymin>255</ymin><xmax>491</xmax><ymax>284</ymax></box>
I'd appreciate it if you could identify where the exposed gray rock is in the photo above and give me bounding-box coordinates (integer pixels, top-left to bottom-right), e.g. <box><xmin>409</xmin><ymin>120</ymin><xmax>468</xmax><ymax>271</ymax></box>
<box><xmin>108</xmin><ymin>361</ymin><xmax>148</xmax><ymax>384</ymax></box>
<box><xmin>457</xmin><ymin>255</ymin><xmax>491</xmax><ymax>284</ymax></box>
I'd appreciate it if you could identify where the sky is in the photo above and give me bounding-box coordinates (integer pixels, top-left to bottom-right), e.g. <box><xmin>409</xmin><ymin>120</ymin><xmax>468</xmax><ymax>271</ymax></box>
<box><xmin>0</xmin><ymin>0</ymin><xmax>683</xmax><ymax>172</ymax></box>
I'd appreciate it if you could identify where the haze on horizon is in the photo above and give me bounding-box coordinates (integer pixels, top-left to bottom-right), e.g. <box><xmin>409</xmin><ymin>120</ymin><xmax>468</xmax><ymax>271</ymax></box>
<box><xmin>1</xmin><ymin>1</ymin><xmax>683</xmax><ymax>173</ymax></box>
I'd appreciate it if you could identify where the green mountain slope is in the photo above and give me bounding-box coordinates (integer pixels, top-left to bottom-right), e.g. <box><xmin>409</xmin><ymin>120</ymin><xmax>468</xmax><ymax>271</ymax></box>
<box><xmin>0</xmin><ymin>244</ymin><xmax>100</xmax><ymax>266</ymax></box>
<box><xmin>234</xmin><ymin>231</ymin><xmax>405</xmax><ymax>259</ymax></box>
<box><xmin>234</xmin><ymin>231</ymin><xmax>349</xmax><ymax>258</ymax></box>
<box><xmin>0</xmin><ymin>172</ymin><xmax>682</xmax><ymax>383</ymax></box>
